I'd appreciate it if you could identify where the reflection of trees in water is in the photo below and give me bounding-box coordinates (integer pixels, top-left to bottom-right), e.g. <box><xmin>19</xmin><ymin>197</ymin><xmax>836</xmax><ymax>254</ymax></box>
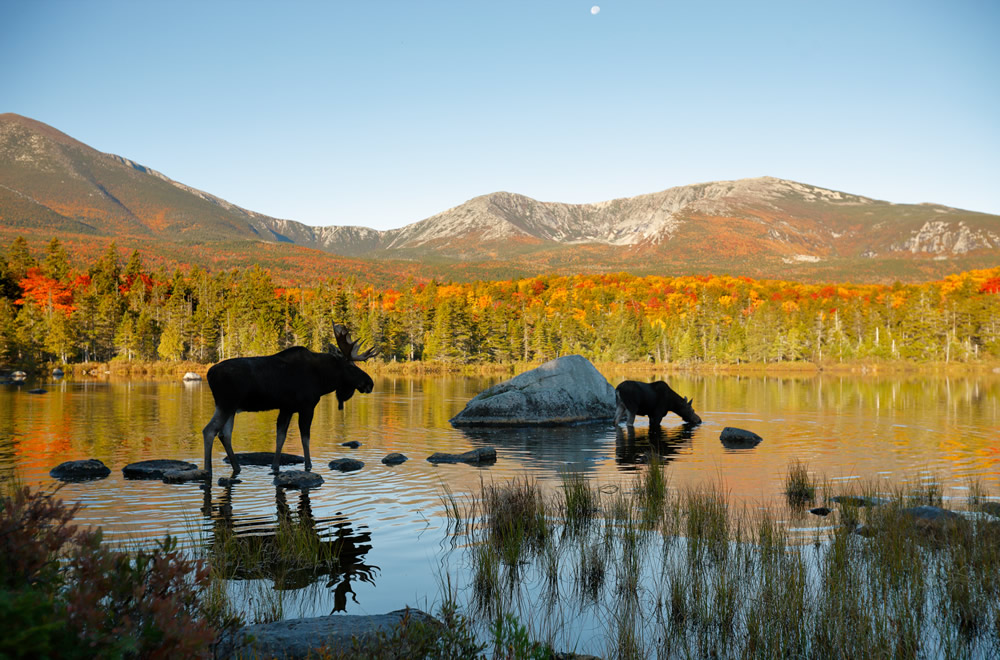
<box><xmin>201</xmin><ymin>484</ymin><xmax>379</xmax><ymax>613</ymax></box>
<box><xmin>614</xmin><ymin>423</ymin><xmax>696</xmax><ymax>469</ymax></box>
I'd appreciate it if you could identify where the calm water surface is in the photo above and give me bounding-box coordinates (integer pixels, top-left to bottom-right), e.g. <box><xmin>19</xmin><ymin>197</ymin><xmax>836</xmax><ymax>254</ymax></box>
<box><xmin>2</xmin><ymin>372</ymin><xmax>998</xmax><ymax>623</ymax></box>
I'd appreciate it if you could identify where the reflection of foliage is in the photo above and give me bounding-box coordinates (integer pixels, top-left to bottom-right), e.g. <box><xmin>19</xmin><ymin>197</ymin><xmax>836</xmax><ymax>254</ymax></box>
<box><xmin>3</xmin><ymin>234</ymin><xmax>1000</xmax><ymax>367</ymax></box>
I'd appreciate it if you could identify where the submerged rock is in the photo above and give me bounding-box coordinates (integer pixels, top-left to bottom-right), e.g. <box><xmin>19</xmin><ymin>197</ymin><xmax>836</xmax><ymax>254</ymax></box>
<box><xmin>427</xmin><ymin>447</ymin><xmax>497</xmax><ymax>465</ymax></box>
<box><xmin>218</xmin><ymin>477</ymin><xmax>242</xmax><ymax>486</ymax></box>
<box><xmin>223</xmin><ymin>452</ymin><xmax>305</xmax><ymax>466</ymax></box>
<box><xmin>341</xmin><ymin>441</ymin><xmax>361</xmax><ymax>449</ymax></box>
<box><xmin>328</xmin><ymin>458</ymin><xmax>365</xmax><ymax>472</ymax></box>
<box><xmin>381</xmin><ymin>453</ymin><xmax>408</xmax><ymax>466</ymax></box>
<box><xmin>831</xmin><ymin>495</ymin><xmax>887</xmax><ymax>508</ymax></box>
<box><xmin>273</xmin><ymin>470</ymin><xmax>324</xmax><ymax>490</ymax></box>
<box><xmin>809</xmin><ymin>506</ymin><xmax>832</xmax><ymax>517</ymax></box>
<box><xmin>123</xmin><ymin>459</ymin><xmax>198</xmax><ymax>480</ymax></box>
<box><xmin>50</xmin><ymin>459</ymin><xmax>111</xmax><ymax>482</ymax></box>
<box><xmin>162</xmin><ymin>468</ymin><xmax>210</xmax><ymax>483</ymax></box>
<box><xmin>27</xmin><ymin>388</ymin><xmax>47</xmax><ymax>395</ymax></box>
<box><xmin>720</xmin><ymin>427</ymin><xmax>763</xmax><ymax>448</ymax></box>
<box><xmin>216</xmin><ymin>609</ymin><xmax>440</xmax><ymax>660</ymax></box>
<box><xmin>449</xmin><ymin>355</ymin><xmax>615</xmax><ymax>426</ymax></box>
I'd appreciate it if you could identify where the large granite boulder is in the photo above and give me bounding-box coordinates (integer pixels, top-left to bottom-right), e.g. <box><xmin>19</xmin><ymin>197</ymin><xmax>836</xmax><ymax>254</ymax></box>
<box><xmin>450</xmin><ymin>355</ymin><xmax>615</xmax><ymax>426</ymax></box>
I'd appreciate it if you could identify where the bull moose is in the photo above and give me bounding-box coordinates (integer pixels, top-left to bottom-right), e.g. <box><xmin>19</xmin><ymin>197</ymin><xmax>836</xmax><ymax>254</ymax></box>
<box><xmin>613</xmin><ymin>380</ymin><xmax>702</xmax><ymax>428</ymax></box>
<box><xmin>202</xmin><ymin>324</ymin><xmax>378</xmax><ymax>476</ymax></box>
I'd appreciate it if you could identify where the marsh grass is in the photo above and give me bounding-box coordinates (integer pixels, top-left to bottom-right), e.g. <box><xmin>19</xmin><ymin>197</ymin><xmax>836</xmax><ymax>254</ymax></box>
<box><xmin>784</xmin><ymin>458</ymin><xmax>816</xmax><ymax>506</ymax></box>
<box><xmin>445</xmin><ymin>464</ymin><xmax>1000</xmax><ymax>659</ymax></box>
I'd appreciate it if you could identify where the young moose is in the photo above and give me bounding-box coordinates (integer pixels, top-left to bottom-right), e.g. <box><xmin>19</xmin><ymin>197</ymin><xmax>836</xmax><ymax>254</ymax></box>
<box><xmin>202</xmin><ymin>324</ymin><xmax>378</xmax><ymax>476</ymax></box>
<box><xmin>614</xmin><ymin>380</ymin><xmax>702</xmax><ymax>428</ymax></box>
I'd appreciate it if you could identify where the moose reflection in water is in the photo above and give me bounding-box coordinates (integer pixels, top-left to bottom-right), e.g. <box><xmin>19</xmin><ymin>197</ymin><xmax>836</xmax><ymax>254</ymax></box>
<box><xmin>201</xmin><ymin>483</ymin><xmax>379</xmax><ymax>613</ymax></box>
<box><xmin>614</xmin><ymin>423</ymin><xmax>697</xmax><ymax>468</ymax></box>
<box><xmin>202</xmin><ymin>324</ymin><xmax>378</xmax><ymax>476</ymax></box>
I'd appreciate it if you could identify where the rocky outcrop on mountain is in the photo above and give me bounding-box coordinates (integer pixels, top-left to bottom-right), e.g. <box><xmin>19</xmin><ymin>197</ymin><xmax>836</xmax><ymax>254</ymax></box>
<box><xmin>890</xmin><ymin>220</ymin><xmax>1000</xmax><ymax>255</ymax></box>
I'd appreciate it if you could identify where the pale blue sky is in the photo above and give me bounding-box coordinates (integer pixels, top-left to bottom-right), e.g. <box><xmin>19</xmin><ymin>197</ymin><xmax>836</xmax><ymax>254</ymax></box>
<box><xmin>3</xmin><ymin>1</ymin><xmax>998</xmax><ymax>229</ymax></box>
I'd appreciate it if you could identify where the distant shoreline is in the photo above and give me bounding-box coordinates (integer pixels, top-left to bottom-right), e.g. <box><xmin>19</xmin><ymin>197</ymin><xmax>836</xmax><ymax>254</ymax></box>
<box><xmin>20</xmin><ymin>358</ymin><xmax>1000</xmax><ymax>381</ymax></box>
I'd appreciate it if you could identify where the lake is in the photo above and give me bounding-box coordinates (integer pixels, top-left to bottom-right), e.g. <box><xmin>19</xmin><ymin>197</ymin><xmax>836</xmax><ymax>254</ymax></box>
<box><xmin>2</xmin><ymin>370</ymin><xmax>999</xmax><ymax>627</ymax></box>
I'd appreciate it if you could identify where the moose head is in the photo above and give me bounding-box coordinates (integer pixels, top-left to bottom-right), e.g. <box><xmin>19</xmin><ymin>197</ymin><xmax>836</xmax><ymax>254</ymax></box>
<box><xmin>202</xmin><ymin>324</ymin><xmax>378</xmax><ymax>476</ymax></box>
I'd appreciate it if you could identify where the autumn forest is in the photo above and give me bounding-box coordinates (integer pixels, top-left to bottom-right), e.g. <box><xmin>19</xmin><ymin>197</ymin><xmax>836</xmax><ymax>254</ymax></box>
<box><xmin>4</xmin><ymin>236</ymin><xmax>1000</xmax><ymax>371</ymax></box>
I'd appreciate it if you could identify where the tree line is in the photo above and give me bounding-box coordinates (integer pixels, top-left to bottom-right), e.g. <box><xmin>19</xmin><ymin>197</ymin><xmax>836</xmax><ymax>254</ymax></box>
<box><xmin>2</xmin><ymin>237</ymin><xmax>999</xmax><ymax>369</ymax></box>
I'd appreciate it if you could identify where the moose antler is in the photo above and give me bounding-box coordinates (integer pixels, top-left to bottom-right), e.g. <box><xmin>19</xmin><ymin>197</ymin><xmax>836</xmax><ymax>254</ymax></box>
<box><xmin>333</xmin><ymin>324</ymin><xmax>378</xmax><ymax>361</ymax></box>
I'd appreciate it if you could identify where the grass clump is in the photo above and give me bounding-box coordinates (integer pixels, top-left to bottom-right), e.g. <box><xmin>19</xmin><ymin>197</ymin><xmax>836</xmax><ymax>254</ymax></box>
<box><xmin>784</xmin><ymin>458</ymin><xmax>816</xmax><ymax>506</ymax></box>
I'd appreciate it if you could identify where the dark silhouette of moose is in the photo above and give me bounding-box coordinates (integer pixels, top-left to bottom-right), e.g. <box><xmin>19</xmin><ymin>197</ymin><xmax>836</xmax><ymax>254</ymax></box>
<box><xmin>202</xmin><ymin>324</ymin><xmax>377</xmax><ymax>476</ymax></box>
<box><xmin>613</xmin><ymin>380</ymin><xmax>702</xmax><ymax>428</ymax></box>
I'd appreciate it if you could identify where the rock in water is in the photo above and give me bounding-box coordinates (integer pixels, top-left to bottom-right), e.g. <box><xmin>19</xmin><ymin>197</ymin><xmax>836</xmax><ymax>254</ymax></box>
<box><xmin>50</xmin><ymin>459</ymin><xmax>111</xmax><ymax>481</ymax></box>
<box><xmin>449</xmin><ymin>355</ymin><xmax>615</xmax><ymax>426</ymax></box>
<box><xmin>381</xmin><ymin>453</ymin><xmax>408</xmax><ymax>465</ymax></box>
<box><xmin>328</xmin><ymin>458</ymin><xmax>365</xmax><ymax>472</ymax></box>
<box><xmin>720</xmin><ymin>427</ymin><xmax>763</xmax><ymax>448</ymax></box>
<box><xmin>273</xmin><ymin>470</ymin><xmax>324</xmax><ymax>490</ymax></box>
<box><xmin>162</xmin><ymin>469</ymin><xmax>210</xmax><ymax>483</ymax></box>
<box><xmin>427</xmin><ymin>447</ymin><xmax>497</xmax><ymax>464</ymax></box>
<box><xmin>224</xmin><ymin>452</ymin><xmax>305</xmax><ymax>466</ymax></box>
<box><xmin>123</xmin><ymin>459</ymin><xmax>198</xmax><ymax>479</ymax></box>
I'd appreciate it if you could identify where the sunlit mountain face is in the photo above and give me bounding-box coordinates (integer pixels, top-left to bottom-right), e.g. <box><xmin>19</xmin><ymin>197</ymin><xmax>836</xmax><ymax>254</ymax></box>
<box><xmin>2</xmin><ymin>113</ymin><xmax>998</xmax><ymax>285</ymax></box>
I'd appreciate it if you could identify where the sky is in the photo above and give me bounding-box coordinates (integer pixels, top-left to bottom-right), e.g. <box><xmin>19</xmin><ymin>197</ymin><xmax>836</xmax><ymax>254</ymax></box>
<box><xmin>3</xmin><ymin>1</ymin><xmax>999</xmax><ymax>230</ymax></box>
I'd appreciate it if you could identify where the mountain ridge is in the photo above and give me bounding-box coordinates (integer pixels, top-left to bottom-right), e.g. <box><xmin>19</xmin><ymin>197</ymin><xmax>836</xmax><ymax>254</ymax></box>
<box><xmin>1</xmin><ymin>112</ymin><xmax>998</xmax><ymax>284</ymax></box>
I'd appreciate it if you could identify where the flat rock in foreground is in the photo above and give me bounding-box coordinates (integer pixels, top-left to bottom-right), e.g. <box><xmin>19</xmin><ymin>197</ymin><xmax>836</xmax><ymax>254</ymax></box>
<box><xmin>224</xmin><ymin>452</ymin><xmax>305</xmax><ymax>466</ymax></box>
<box><xmin>449</xmin><ymin>355</ymin><xmax>615</xmax><ymax>426</ymax></box>
<box><xmin>50</xmin><ymin>459</ymin><xmax>111</xmax><ymax>481</ymax></box>
<box><xmin>216</xmin><ymin>609</ymin><xmax>440</xmax><ymax>660</ymax></box>
<box><xmin>427</xmin><ymin>447</ymin><xmax>497</xmax><ymax>465</ymax></box>
<box><xmin>123</xmin><ymin>459</ymin><xmax>198</xmax><ymax>480</ymax></box>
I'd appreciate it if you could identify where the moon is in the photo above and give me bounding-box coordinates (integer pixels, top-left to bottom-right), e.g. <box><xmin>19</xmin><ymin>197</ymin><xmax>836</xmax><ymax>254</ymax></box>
<box><xmin>591</xmin><ymin>6</ymin><xmax>600</xmax><ymax>15</ymax></box>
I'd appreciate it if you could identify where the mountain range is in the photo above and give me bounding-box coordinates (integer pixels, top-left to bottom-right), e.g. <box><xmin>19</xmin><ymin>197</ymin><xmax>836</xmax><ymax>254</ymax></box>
<box><xmin>2</xmin><ymin>112</ymin><xmax>998</xmax><ymax>285</ymax></box>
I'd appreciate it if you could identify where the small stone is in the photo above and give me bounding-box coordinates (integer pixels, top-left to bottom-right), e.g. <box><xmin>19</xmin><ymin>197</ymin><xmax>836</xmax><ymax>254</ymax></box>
<box><xmin>27</xmin><ymin>388</ymin><xmax>47</xmax><ymax>394</ymax></box>
<box><xmin>831</xmin><ymin>495</ymin><xmax>886</xmax><ymax>508</ymax></box>
<box><xmin>329</xmin><ymin>458</ymin><xmax>365</xmax><ymax>472</ymax></box>
<box><xmin>427</xmin><ymin>447</ymin><xmax>497</xmax><ymax>465</ymax></box>
<box><xmin>273</xmin><ymin>470</ymin><xmax>324</xmax><ymax>490</ymax></box>
<box><xmin>182</xmin><ymin>371</ymin><xmax>202</xmax><ymax>381</ymax></box>
<box><xmin>162</xmin><ymin>469</ymin><xmax>210</xmax><ymax>483</ymax></box>
<box><xmin>218</xmin><ymin>477</ymin><xmax>242</xmax><ymax>486</ymax></box>
<box><xmin>50</xmin><ymin>459</ymin><xmax>111</xmax><ymax>481</ymax></box>
<box><xmin>341</xmin><ymin>441</ymin><xmax>361</xmax><ymax>449</ymax></box>
<box><xmin>809</xmin><ymin>507</ymin><xmax>832</xmax><ymax>517</ymax></box>
<box><xmin>381</xmin><ymin>453</ymin><xmax>408</xmax><ymax>466</ymax></box>
<box><xmin>123</xmin><ymin>459</ymin><xmax>199</xmax><ymax>480</ymax></box>
<box><xmin>720</xmin><ymin>427</ymin><xmax>762</xmax><ymax>448</ymax></box>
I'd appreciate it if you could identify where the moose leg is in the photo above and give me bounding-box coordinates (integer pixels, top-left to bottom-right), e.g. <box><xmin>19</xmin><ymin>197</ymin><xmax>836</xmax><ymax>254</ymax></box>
<box><xmin>626</xmin><ymin>410</ymin><xmax>636</xmax><ymax>428</ymax></box>
<box><xmin>297</xmin><ymin>407</ymin><xmax>314</xmax><ymax>471</ymax></box>
<box><xmin>203</xmin><ymin>406</ymin><xmax>233</xmax><ymax>475</ymax></box>
<box><xmin>217</xmin><ymin>414</ymin><xmax>239</xmax><ymax>475</ymax></box>
<box><xmin>649</xmin><ymin>415</ymin><xmax>663</xmax><ymax>429</ymax></box>
<box><xmin>273</xmin><ymin>409</ymin><xmax>293</xmax><ymax>473</ymax></box>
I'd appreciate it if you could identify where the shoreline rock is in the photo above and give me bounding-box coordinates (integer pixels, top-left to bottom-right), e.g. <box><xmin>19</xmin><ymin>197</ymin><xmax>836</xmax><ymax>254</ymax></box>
<box><xmin>215</xmin><ymin>609</ymin><xmax>440</xmax><ymax>660</ymax></box>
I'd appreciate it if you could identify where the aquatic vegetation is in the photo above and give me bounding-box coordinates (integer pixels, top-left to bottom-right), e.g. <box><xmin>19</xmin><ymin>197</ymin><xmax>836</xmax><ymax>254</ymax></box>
<box><xmin>442</xmin><ymin>462</ymin><xmax>1000</xmax><ymax>658</ymax></box>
